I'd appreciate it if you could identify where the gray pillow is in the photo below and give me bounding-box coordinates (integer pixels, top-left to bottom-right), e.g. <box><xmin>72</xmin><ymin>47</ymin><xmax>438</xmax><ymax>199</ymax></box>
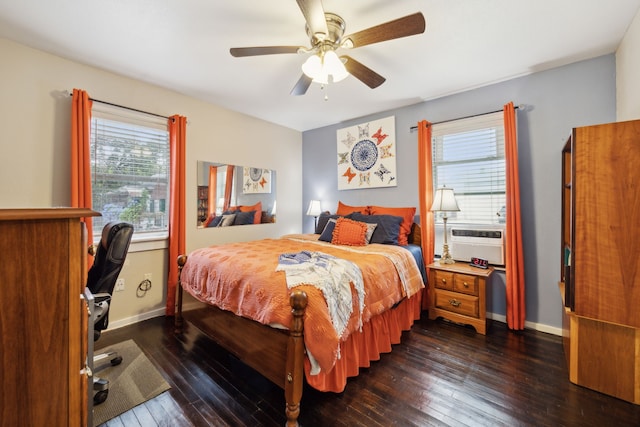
<box><xmin>208</xmin><ymin>215</ymin><xmax>223</xmax><ymax>227</ymax></box>
<box><xmin>233</xmin><ymin>210</ymin><xmax>256</xmax><ymax>225</ymax></box>
<box><xmin>318</xmin><ymin>219</ymin><xmax>337</xmax><ymax>242</ymax></box>
<box><xmin>350</xmin><ymin>212</ymin><xmax>403</xmax><ymax>245</ymax></box>
<box><xmin>218</xmin><ymin>213</ymin><xmax>236</xmax><ymax>227</ymax></box>
<box><xmin>315</xmin><ymin>212</ymin><xmax>356</xmax><ymax>234</ymax></box>
<box><xmin>363</xmin><ymin>222</ymin><xmax>378</xmax><ymax>244</ymax></box>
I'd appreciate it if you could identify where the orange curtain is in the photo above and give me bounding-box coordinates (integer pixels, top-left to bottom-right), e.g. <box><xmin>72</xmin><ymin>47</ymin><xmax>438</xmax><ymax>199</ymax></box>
<box><xmin>166</xmin><ymin>115</ymin><xmax>187</xmax><ymax>316</ymax></box>
<box><xmin>417</xmin><ymin>120</ymin><xmax>435</xmax><ymax>309</ymax></box>
<box><xmin>223</xmin><ymin>166</ymin><xmax>234</xmax><ymax>210</ymax></box>
<box><xmin>208</xmin><ymin>165</ymin><xmax>217</xmax><ymax>216</ymax></box>
<box><xmin>70</xmin><ymin>89</ymin><xmax>94</xmax><ymax>259</ymax></box>
<box><xmin>504</xmin><ymin>102</ymin><xmax>526</xmax><ymax>330</ymax></box>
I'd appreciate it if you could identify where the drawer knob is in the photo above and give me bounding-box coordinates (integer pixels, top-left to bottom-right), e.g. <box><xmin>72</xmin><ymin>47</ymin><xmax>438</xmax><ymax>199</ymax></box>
<box><xmin>441</xmin><ymin>278</ymin><xmax>447</xmax><ymax>284</ymax></box>
<box><xmin>449</xmin><ymin>299</ymin><xmax>461</xmax><ymax>307</ymax></box>
<box><xmin>463</xmin><ymin>282</ymin><xmax>469</xmax><ymax>288</ymax></box>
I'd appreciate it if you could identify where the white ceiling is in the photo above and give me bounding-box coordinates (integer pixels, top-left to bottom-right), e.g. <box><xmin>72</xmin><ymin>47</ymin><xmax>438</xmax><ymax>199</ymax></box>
<box><xmin>1</xmin><ymin>0</ymin><xmax>639</xmax><ymax>131</ymax></box>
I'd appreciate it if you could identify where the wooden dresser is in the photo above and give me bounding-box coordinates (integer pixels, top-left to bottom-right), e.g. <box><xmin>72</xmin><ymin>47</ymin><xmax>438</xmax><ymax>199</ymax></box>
<box><xmin>560</xmin><ymin>119</ymin><xmax>640</xmax><ymax>404</ymax></box>
<box><xmin>427</xmin><ymin>262</ymin><xmax>494</xmax><ymax>334</ymax></box>
<box><xmin>0</xmin><ymin>208</ymin><xmax>99</xmax><ymax>427</ymax></box>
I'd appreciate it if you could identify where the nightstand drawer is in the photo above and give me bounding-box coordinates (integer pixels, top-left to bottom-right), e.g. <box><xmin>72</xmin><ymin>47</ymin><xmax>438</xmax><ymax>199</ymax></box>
<box><xmin>428</xmin><ymin>262</ymin><xmax>493</xmax><ymax>334</ymax></box>
<box><xmin>432</xmin><ymin>270</ymin><xmax>454</xmax><ymax>290</ymax></box>
<box><xmin>453</xmin><ymin>273</ymin><xmax>478</xmax><ymax>296</ymax></box>
<box><xmin>434</xmin><ymin>289</ymin><xmax>479</xmax><ymax>318</ymax></box>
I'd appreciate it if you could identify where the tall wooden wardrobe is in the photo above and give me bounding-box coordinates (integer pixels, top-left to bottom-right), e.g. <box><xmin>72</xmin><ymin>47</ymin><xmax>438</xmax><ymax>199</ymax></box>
<box><xmin>560</xmin><ymin>119</ymin><xmax>640</xmax><ymax>404</ymax></box>
<box><xmin>0</xmin><ymin>208</ymin><xmax>99</xmax><ymax>427</ymax></box>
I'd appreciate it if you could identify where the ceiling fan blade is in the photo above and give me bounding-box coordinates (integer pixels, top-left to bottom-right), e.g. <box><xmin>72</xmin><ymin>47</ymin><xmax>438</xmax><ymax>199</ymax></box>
<box><xmin>230</xmin><ymin>46</ymin><xmax>301</xmax><ymax>57</ymax></box>
<box><xmin>342</xmin><ymin>12</ymin><xmax>426</xmax><ymax>48</ymax></box>
<box><xmin>296</xmin><ymin>0</ymin><xmax>328</xmax><ymax>42</ymax></box>
<box><xmin>341</xmin><ymin>56</ymin><xmax>386</xmax><ymax>89</ymax></box>
<box><xmin>290</xmin><ymin>74</ymin><xmax>313</xmax><ymax>96</ymax></box>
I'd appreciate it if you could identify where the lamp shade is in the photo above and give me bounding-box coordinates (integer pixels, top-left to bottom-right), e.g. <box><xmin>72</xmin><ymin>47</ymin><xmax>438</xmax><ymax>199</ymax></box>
<box><xmin>430</xmin><ymin>186</ymin><xmax>460</xmax><ymax>212</ymax></box>
<box><xmin>323</xmin><ymin>51</ymin><xmax>349</xmax><ymax>82</ymax></box>
<box><xmin>306</xmin><ymin>200</ymin><xmax>322</xmax><ymax>216</ymax></box>
<box><xmin>301</xmin><ymin>55</ymin><xmax>322</xmax><ymax>79</ymax></box>
<box><xmin>301</xmin><ymin>51</ymin><xmax>348</xmax><ymax>84</ymax></box>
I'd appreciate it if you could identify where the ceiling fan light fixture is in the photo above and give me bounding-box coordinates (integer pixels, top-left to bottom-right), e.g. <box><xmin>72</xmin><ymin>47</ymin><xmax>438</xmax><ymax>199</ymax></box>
<box><xmin>301</xmin><ymin>50</ymin><xmax>348</xmax><ymax>85</ymax></box>
<box><xmin>323</xmin><ymin>50</ymin><xmax>348</xmax><ymax>82</ymax></box>
<box><xmin>231</xmin><ymin>7</ymin><xmax>426</xmax><ymax>96</ymax></box>
<box><xmin>301</xmin><ymin>54</ymin><xmax>322</xmax><ymax>78</ymax></box>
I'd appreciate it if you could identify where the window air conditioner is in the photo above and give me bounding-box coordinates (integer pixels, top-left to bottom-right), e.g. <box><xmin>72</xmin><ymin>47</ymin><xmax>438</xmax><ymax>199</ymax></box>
<box><xmin>450</xmin><ymin>227</ymin><xmax>505</xmax><ymax>266</ymax></box>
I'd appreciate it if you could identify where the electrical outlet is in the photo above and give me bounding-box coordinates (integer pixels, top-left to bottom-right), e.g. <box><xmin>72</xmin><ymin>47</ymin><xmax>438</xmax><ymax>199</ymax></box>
<box><xmin>115</xmin><ymin>278</ymin><xmax>125</xmax><ymax>292</ymax></box>
<box><xmin>144</xmin><ymin>273</ymin><xmax>152</xmax><ymax>281</ymax></box>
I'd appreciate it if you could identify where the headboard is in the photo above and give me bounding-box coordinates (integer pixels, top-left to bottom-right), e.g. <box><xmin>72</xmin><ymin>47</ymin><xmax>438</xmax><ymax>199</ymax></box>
<box><xmin>408</xmin><ymin>222</ymin><xmax>422</xmax><ymax>247</ymax></box>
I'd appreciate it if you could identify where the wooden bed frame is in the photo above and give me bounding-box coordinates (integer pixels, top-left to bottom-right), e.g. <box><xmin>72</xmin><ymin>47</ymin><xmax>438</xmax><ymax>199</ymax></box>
<box><xmin>174</xmin><ymin>224</ymin><xmax>423</xmax><ymax>427</ymax></box>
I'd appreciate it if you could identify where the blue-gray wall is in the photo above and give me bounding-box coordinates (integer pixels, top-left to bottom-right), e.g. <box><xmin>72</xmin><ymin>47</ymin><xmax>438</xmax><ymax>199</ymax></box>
<box><xmin>301</xmin><ymin>54</ymin><xmax>616</xmax><ymax>332</ymax></box>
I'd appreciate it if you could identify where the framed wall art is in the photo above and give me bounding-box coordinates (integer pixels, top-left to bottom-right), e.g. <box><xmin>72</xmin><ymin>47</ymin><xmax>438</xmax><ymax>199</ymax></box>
<box><xmin>336</xmin><ymin>115</ymin><xmax>397</xmax><ymax>190</ymax></box>
<box><xmin>243</xmin><ymin>167</ymin><xmax>271</xmax><ymax>194</ymax></box>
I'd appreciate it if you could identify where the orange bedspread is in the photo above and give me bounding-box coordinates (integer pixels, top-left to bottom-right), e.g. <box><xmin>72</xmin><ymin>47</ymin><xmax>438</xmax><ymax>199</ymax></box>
<box><xmin>180</xmin><ymin>234</ymin><xmax>424</xmax><ymax>383</ymax></box>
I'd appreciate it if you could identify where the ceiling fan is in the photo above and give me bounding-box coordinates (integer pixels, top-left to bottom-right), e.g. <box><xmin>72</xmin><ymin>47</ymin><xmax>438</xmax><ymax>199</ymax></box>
<box><xmin>230</xmin><ymin>0</ymin><xmax>426</xmax><ymax>96</ymax></box>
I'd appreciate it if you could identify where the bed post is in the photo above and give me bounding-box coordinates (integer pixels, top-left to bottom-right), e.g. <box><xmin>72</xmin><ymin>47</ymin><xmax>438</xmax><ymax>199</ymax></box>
<box><xmin>174</xmin><ymin>255</ymin><xmax>188</xmax><ymax>333</ymax></box>
<box><xmin>285</xmin><ymin>289</ymin><xmax>308</xmax><ymax>427</ymax></box>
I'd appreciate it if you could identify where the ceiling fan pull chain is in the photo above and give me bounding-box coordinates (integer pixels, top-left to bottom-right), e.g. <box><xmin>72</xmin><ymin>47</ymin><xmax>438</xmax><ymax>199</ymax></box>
<box><xmin>322</xmin><ymin>84</ymin><xmax>329</xmax><ymax>101</ymax></box>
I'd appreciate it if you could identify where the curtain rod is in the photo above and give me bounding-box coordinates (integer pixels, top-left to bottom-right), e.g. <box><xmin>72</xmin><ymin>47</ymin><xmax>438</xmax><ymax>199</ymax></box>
<box><xmin>67</xmin><ymin>90</ymin><xmax>170</xmax><ymax>120</ymax></box>
<box><xmin>409</xmin><ymin>104</ymin><xmax>522</xmax><ymax>132</ymax></box>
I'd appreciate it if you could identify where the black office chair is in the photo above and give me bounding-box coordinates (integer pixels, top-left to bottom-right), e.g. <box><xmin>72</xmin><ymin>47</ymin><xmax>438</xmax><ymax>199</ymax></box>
<box><xmin>87</xmin><ymin>221</ymin><xmax>133</xmax><ymax>405</ymax></box>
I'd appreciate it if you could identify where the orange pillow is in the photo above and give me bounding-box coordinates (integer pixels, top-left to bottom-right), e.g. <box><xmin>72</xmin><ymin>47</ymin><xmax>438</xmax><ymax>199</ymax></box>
<box><xmin>238</xmin><ymin>201</ymin><xmax>262</xmax><ymax>224</ymax></box>
<box><xmin>336</xmin><ymin>201</ymin><xmax>370</xmax><ymax>216</ymax></box>
<box><xmin>331</xmin><ymin>217</ymin><xmax>368</xmax><ymax>246</ymax></box>
<box><xmin>368</xmin><ymin>205</ymin><xmax>416</xmax><ymax>245</ymax></box>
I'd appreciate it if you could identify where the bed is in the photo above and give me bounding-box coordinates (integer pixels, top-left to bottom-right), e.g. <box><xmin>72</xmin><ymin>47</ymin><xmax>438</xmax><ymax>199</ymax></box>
<box><xmin>174</xmin><ymin>205</ymin><xmax>426</xmax><ymax>426</ymax></box>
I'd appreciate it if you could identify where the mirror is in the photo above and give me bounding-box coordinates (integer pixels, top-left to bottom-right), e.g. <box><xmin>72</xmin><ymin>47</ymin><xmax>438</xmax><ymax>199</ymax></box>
<box><xmin>197</xmin><ymin>161</ymin><xmax>276</xmax><ymax>228</ymax></box>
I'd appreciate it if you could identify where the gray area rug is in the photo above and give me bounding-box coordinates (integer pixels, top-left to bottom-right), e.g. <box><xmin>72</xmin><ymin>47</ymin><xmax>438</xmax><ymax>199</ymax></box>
<box><xmin>93</xmin><ymin>339</ymin><xmax>171</xmax><ymax>426</ymax></box>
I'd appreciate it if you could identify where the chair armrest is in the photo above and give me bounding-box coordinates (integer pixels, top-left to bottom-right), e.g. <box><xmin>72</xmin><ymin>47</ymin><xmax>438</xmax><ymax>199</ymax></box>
<box><xmin>93</xmin><ymin>293</ymin><xmax>111</xmax><ymax>304</ymax></box>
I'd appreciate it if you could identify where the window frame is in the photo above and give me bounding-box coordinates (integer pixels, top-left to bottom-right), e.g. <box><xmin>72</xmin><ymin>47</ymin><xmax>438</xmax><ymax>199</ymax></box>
<box><xmin>89</xmin><ymin>103</ymin><xmax>171</xmax><ymax>248</ymax></box>
<box><xmin>431</xmin><ymin>111</ymin><xmax>506</xmax><ymax>226</ymax></box>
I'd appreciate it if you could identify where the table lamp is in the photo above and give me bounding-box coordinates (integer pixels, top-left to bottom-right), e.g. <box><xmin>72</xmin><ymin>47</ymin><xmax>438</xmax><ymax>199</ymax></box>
<box><xmin>306</xmin><ymin>200</ymin><xmax>322</xmax><ymax>230</ymax></box>
<box><xmin>430</xmin><ymin>186</ymin><xmax>460</xmax><ymax>264</ymax></box>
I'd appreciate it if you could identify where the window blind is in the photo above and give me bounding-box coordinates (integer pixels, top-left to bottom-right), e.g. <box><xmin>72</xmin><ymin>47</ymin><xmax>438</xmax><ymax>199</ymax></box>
<box><xmin>432</xmin><ymin>111</ymin><xmax>505</xmax><ymax>225</ymax></box>
<box><xmin>90</xmin><ymin>104</ymin><xmax>170</xmax><ymax>239</ymax></box>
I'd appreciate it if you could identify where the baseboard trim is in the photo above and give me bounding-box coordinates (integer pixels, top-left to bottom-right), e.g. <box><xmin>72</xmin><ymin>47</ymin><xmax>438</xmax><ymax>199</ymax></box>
<box><xmin>108</xmin><ymin>300</ymin><xmax>204</xmax><ymax>330</ymax></box>
<box><xmin>108</xmin><ymin>305</ymin><xmax>562</xmax><ymax>337</ymax></box>
<box><xmin>487</xmin><ymin>312</ymin><xmax>562</xmax><ymax>336</ymax></box>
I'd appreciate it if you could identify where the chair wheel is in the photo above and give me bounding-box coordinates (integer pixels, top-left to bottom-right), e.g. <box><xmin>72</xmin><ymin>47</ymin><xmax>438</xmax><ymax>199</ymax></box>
<box><xmin>94</xmin><ymin>389</ymin><xmax>108</xmax><ymax>405</ymax></box>
<box><xmin>110</xmin><ymin>356</ymin><xmax>123</xmax><ymax>366</ymax></box>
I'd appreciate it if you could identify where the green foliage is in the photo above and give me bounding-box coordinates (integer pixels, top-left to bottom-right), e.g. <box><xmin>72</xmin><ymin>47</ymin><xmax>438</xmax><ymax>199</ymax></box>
<box><xmin>119</xmin><ymin>189</ymin><xmax>150</xmax><ymax>224</ymax></box>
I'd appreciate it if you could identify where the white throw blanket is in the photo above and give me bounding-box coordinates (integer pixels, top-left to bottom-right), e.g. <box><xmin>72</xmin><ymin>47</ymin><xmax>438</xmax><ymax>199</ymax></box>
<box><xmin>276</xmin><ymin>251</ymin><xmax>365</xmax><ymax>343</ymax></box>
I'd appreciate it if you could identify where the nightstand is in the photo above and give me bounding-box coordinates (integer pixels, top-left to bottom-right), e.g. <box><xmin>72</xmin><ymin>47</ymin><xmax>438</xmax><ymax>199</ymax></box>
<box><xmin>427</xmin><ymin>262</ymin><xmax>494</xmax><ymax>334</ymax></box>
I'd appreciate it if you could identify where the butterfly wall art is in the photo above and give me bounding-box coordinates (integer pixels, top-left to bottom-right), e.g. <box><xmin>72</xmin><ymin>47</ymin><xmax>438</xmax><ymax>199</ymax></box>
<box><xmin>243</xmin><ymin>167</ymin><xmax>271</xmax><ymax>194</ymax></box>
<box><xmin>336</xmin><ymin>116</ymin><xmax>397</xmax><ymax>190</ymax></box>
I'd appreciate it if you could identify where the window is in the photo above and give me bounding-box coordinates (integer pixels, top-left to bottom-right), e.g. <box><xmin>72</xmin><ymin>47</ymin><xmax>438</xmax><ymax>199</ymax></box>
<box><xmin>432</xmin><ymin>111</ymin><xmax>505</xmax><ymax>225</ymax></box>
<box><xmin>214</xmin><ymin>165</ymin><xmax>236</xmax><ymax>214</ymax></box>
<box><xmin>90</xmin><ymin>103</ymin><xmax>170</xmax><ymax>242</ymax></box>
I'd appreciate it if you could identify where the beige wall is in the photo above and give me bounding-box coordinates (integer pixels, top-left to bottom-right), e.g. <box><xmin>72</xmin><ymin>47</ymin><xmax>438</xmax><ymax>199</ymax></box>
<box><xmin>0</xmin><ymin>38</ymin><xmax>302</xmax><ymax>327</ymax></box>
<box><xmin>617</xmin><ymin>7</ymin><xmax>640</xmax><ymax>121</ymax></box>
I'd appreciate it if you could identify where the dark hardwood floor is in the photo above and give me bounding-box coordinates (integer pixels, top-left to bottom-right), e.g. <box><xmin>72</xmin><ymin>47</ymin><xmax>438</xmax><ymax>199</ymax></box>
<box><xmin>95</xmin><ymin>313</ymin><xmax>640</xmax><ymax>426</ymax></box>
